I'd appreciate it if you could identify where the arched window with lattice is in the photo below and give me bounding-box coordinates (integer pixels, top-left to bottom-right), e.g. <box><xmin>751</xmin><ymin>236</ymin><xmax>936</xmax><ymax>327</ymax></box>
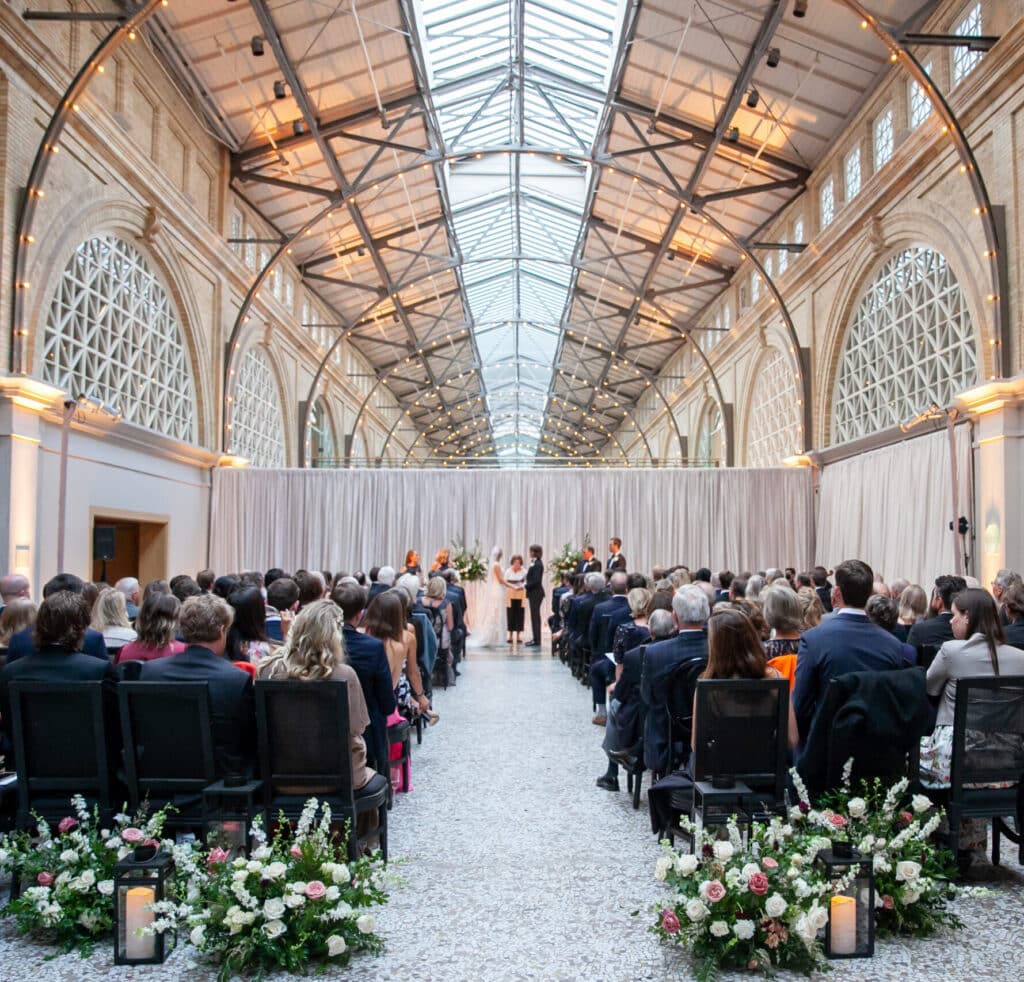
<box><xmin>42</xmin><ymin>235</ymin><xmax>197</xmax><ymax>443</ymax></box>
<box><xmin>696</xmin><ymin>401</ymin><xmax>724</xmax><ymax>466</ymax></box>
<box><xmin>231</xmin><ymin>347</ymin><xmax>286</xmax><ymax>467</ymax></box>
<box><xmin>832</xmin><ymin>246</ymin><xmax>977</xmax><ymax>444</ymax></box>
<box><xmin>746</xmin><ymin>348</ymin><xmax>801</xmax><ymax>467</ymax></box>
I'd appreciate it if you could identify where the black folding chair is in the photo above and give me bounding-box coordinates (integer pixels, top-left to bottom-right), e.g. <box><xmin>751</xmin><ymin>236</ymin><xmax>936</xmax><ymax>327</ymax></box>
<box><xmin>255</xmin><ymin>680</ymin><xmax>388</xmax><ymax>861</ymax></box>
<box><xmin>9</xmin><ymin>681</ymin><xmax>116</xmax><ymax>830</ymax></box>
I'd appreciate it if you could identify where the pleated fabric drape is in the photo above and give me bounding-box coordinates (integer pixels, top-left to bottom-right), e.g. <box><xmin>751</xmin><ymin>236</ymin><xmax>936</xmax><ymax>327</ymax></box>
<box><xmin>816</xmin><ymin>426</ymin><xmax>973</xmax><ymax>588</ymax></box>
<box><xmin>210</xmin><ymin>467</ymin><xmax>815</xmax><ymax>578</ymax></box>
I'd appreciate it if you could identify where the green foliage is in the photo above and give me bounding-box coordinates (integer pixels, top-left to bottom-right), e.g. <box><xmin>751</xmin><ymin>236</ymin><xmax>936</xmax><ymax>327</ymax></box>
<box><xmin>450</xmin><ymin>540</ymin><xmax>486</xmax><ymax>582</ymax></box>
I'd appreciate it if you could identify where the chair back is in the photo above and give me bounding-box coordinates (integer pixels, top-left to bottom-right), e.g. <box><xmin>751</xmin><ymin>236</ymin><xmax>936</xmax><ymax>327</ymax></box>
<box><xmin>8</xmin><ymin>681</ymin><xmax>113</xmax><ymax>817</ymax></box>
<box><xmin>666</xmin><ymin>658</ymin><xmax>708</xmax><ymax>767</ymax></box>
<box><xmin>255</xmin><ymin>680</ymin><xmax>354</xmax><ymax>798</ymax></box>
<box><xmin>692</xmin><ymin>678</ymin><xmax>789</xmax><ymax>796</ymax></box>
<box><xmin>118</xmin><ymin>682</ymin><xmax>217</xmax><ymax>802</ymax></box>
<box><xmin>951</xmin><ymin>675</ymin><xmax>1024</xmax><ymax>789</ymax></box>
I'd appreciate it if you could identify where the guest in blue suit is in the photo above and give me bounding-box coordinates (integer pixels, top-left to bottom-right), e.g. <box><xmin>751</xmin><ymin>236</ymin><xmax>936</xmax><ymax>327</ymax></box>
<box><xmin>334</xmin><ymin>584</ymin><xmax>397</xmax><ymax>773</ymax></box>
<box><xmin>6</xmin><ymin>573</ymin><xmax>108</xmax><ymax>663</ymax></box>
<box><xmin>588</xmin><ymin>572</ymin><xmax>632</xmax><ymax>724</ymax></box>
<box><xmin>792</xmin><ymin>559</ymin><xmax>905</xmax><ymax>746</ymax></box>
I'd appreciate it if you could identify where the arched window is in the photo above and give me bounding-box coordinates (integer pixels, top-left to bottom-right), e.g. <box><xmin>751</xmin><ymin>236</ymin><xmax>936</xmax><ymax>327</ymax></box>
<box><xmin>231</xmin><ymin>347</ymin><xmax>286</xmax><ymax>467</ymax></box>
<box><xmin>308</xmin><ymin>397</ymin><xmax>335</xmax><ymax>467</ymax></box>
<box><xmin>42</xmin><ymin>235</ymin><xmax>196</xmax><ymax>442</ymax></box>
<box><xmin>833</xmin><ymin>246</ymin><xmax>977</xmax><ymax>444</ymax></box>
<box><xmin>696</xmin><ymin>401</ymin><xmax>724</xmax><ymax>465</ymax></box>
<box><xmin>746</xmin><ymin>348</ymin><xmax>801</xmax><ymax>467</ymax></box>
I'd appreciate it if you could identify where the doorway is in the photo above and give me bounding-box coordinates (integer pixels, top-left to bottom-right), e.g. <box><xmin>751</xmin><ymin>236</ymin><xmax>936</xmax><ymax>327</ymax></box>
<box><xmin>90</xmin><ymin>510</ymin><xmax>169</xmax><ymax>586</ymax></box>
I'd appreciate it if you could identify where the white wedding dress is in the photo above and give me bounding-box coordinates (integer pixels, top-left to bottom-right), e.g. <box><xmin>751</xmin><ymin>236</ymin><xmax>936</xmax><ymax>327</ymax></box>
<box><xmin>467</xmin><ymin>553</ymin><xmax>507</xmax><ymax>649</ymax></box>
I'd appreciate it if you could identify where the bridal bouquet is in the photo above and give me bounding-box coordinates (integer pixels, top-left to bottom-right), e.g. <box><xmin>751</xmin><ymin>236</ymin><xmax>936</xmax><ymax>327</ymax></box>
<box><xmin>0</xmin><ymin>796</ymin><xmax>176</xmax><ymax>954</ymax></box>
<box><xmin>652</xmin><ymin>816</ymin><xmax>831</xmax><ymax>980</ymax></box>
<box><xmin>183</xmin><ymin>799</ymin><xmax>389</xmax><ymax>980</ymax></box>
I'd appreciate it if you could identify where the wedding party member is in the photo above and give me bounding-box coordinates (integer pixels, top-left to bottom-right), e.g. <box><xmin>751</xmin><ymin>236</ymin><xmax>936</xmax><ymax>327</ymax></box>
<box><xmin>115</xmin><ymin>592</ymin><xmax>185</xmax><ymax>664</ymax></box>
<box><xmin>504</xmin><ymin>554</ymin><xmax>527</xmax><ymax>644</ymax></box>
<box><xmin>575</xmin><ymin>546</ymin><xmax>601</xmax><ymax>575</ymax></box>
<box><xmin>524</xmin><ymin>545</ymin><xmax>545</xmax><ymax>647</ymax></box>
<box><xmin>400</xmin><ymin>550</ymin><xmax>423</xmax><ymax>581</ymax></box>
<box><xmin>430</xmin><ymin>548</ymin><xmax>451</xmax><ymax>572</ymax></box>
<box><xmin>469</xmin><ymin>548</ymin><xmax>506</xmax><ymax>649</ymax></box>
<box><xmin>607</xmin><ymin>537</ymin><xmax>626</xmax><ymax>572</ymax></box>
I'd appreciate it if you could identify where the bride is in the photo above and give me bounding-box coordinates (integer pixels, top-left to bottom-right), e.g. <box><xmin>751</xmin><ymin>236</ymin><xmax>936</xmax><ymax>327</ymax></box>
<box><xmin>467</xmin><ymin>547</ymin><xmax>507</xmax><ymax>648</ymax></box>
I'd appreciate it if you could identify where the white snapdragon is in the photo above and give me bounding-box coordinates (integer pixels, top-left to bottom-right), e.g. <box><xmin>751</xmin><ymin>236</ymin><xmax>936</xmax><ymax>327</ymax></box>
<box><xmin>765</xmin><ymin>893</ymin><xmax>788</xmax><ymax>918</ymax></box>
<box><xmin>873</xmin><ymin>854</ymin><xmax>892</xmax><ymax>874</ymax></box>
<box><xmin>333</xmin><ymin>900</ymin><xmax>353</xmax><ymax>919</ymax></box>
<box><xmin>190</xmin><ymin>925</ymin><xmax>206</xmax><ymax>946</ymax></box>
<box><xmin>733</xmin><ymin>919</ymin><xmax>755</xmax><ymax>940</ymax></box>
<box><xmin>709</xmin><ymin>920</ymin><xmax>729</xmax><ymax>937</ymax></box>
<box><xmin>793</xmin><ymin>877</ymin><xmax>813</xmax><ymax>899</ymax></box>
<box><xmin>684</xmin><ymin>898</ymin><xmax>709</xmax><ymax>922</ymax></box>
<box><xmin>252</xmin><ymin>845</ymin><xmax>272</xmax><ymax>861</ymax></box>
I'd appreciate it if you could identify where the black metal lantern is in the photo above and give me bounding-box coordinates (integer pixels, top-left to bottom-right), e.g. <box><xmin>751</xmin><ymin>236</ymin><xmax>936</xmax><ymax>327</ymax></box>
<box><xmin>202</xmin><ymin>776</ymin><xmax>262</xmax><ymax>856</ymax></box>
<box><xmin>814</xmin><ymin>848</ymin><xmax>875</xmax><ymax>959</ymax></box>
<box><xmin>113</xmin><ymin>845</ymin><xmax>174</xmax><ymax>965</ymax></box>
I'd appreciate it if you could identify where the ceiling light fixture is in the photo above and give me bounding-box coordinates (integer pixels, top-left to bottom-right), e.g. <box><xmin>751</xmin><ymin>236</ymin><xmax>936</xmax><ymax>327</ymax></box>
<box><xmin>273</xmin><ymin>80</ymin><xmax>286</xmax><ymax>99</ymax></box>
<box><xmin>250</xmin><ymin>36</ymin><xmax>264</xmax><ymax>56</ymax></box>
<box><xmin>746</xmin><ymin>87</ymin><xmax>759</xmax><ymax>108</ymax></box>
<box><xmin>767</xmin><ymin>47</ymin><xmax>780</xmax><ymax>67</ymax></box>
<box><xmin>793</xmin><ymin>0</ymin><xmax>807</xmax><ymax>16</ymax></box>
<box><xmin>292</xmin><ymin>120</ymin><xmax>306</xmax><ymax>136</ymax></box>
<box><xmin>725</xmin><ymin>126</ymin><xmax>740</xmax><ymax>143</ymax></box>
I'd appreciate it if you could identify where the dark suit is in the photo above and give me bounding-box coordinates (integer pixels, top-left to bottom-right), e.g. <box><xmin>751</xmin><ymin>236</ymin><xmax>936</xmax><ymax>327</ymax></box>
<box><xmin>1004</xmin><ymin>621</ymin><xmax>1024</xmax><ymax>650</ymax></box>
<box><xmin>572</xmin><ymin>589</ymin><xmax>608</xmax><ymax>651</ymax></box>
<box><xmin>640</xmin><ymin>630</ymin><xmax>708</xmax><ymax>771</ymax></box>
<box><xmin>549</xmin><ymin>585</ymin><xmax>570</xmax><ymax>633</ymax></box>
<box><xmin>792</xmin><ymin>610</ymin><xmax>905</xmax><ymax>744</ymax></box>
<box><xmin>365</xmin><ymin>582</ymin><xmax>388</xmax><ymax>608</ymax></box>
<box><xmin>445</xmin><ymin>584</ymin><xmax>467</xmax><ymax>663</ymax></box>
<box><xmin>815</xmin><ymin>584</ymin><xmax>833</xmax><ymax>614</ymax></box>
<box><xmin>588</xmin><ymin>595</ymin><xmax>631</xmax><ymax>709</ymax></box>
<box><xmin>139</xmin><ymin>645</ymin><xmax>254</xmax><ymax>776</ymax></box>
<box><xmin>607</xmin><ymin>552</ymin><xmax>626</xmax><ymax>572</ymax></box>
<box><xmin>525</xmin><ymin>558</ymin><xmax>545</xmax><ymax>644</ymax></box>
<box><xmin>906</xmin><ymin>611</ymin><xmax>954</xmax><ymax>668</ymax></box>
<box><xmin>6</xmin><ymin>626</ymin><xmax>108</xmax><ymax>664</ymax></box>
<box><xmin>342</xmin><ymin>624</ymin><xmax>397</xmax><ymax>771</ymax></box>
<box><xmin>575</xmin><ymin>558</ymin><xmax>602</xmax><ymax>575</ymax></box>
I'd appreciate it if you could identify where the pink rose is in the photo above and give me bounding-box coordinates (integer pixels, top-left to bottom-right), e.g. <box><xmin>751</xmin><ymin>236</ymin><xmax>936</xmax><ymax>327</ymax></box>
<box><xmin>304</xmin><ymin>880</ymin><xmax>327</xmax><ymax>900</ymax></box>
<box><xmin>660</xmin><ymin>909</ymin><xmax>681</xmax><ymax>934</ymax></box>
<box><xmin>37</xmin><ymin>872</ymin><xmax>54</xmax><ymax>886</ymax></box>
<box><xmin>899</xmin><ymin>811</ymin><xmax>913</xmax><ymax>826</ymax></box>
<box><xmin>290</xmin><ymin>844</ymin><xmax>302</xmax><ymax>858</ymax></box>
<box><xmin>830</xmin><ymin>813</ymin><xmax>848</xmax><ymax>829</ymax></box>
<box><xmin>143</xmin><ymin>839</ymin><xmax>159</xmax><ymax>849</ymax></box>
<box><xmin>121</xmin><ymin>827</ymin><xmax>144</xmax><ymax>844</ymax></box>
<box><xmin>206</xmin><ymin>847</ymin><xmax>230</xmax><ymax>866</ymax></box>
<box><xmin>704</xmin><ymin>880</ymin><xmax>727</xmax><ymax>903</ymax></box>
<box><xmin>882</xmin><ymin>894</ymin><xmax>894</xmax><ymax>910</ymax></box>
<box><xmin>748</xmin><ymin>872</ymin><xmax>769</xmax><ymax>896</ymax></box>
<box><xmin>57</xmin><ymin>817</ymin><xmax>77</xmax><ymax>834</ymax></box>
<box><xmin>762</xmin><ymin>857</ymin><xmax>779</xmax><ymax>870</ymax></box>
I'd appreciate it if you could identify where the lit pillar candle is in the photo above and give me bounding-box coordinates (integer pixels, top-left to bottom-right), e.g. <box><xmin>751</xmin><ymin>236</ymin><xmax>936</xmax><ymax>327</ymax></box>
<box><xmin>125</xmin><ymin>886</ymin><xmax>156</xmax><ymax>960</ymax></box>
<box><xmin>830</xmin><ymin>895</ymin><xmax>857</xmax><ymax>955</ymax></box>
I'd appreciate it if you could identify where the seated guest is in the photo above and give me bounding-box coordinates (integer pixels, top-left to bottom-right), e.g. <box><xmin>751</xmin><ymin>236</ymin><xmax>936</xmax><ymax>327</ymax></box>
<box><xmin>907</xmin><ymin>574</ymin><xmax>967</xmax><ymax>664</ymax></box>
<box><xmin>992</xmin><ymin>568</ymin><xmax>1023</xmax><ymax>624</ymax></box>
<box><xmin>1002</xmin><ymin>582</ymin><xmax>1024</xmax><ymax>649</ymax></box>
<box><xmin>196</xmin><ymin>568</ymin><xmax>215</xmax><ymax>593</ymax></box>
<box><xmin>0</xmin><ymin>573</ymin><xmax>31</xmax><ymax>615</ymax></box>
<box><xmin>597</xmin><ymin>607</ymin><xmax>672</xmax><ymax>791</ymax></box>
<box><xmin>442</xmin><ymin>569</ymin><xmax>468</xmax><ymax>668</ymax></box>
<box><xmin>170</xmin><ymin>574</ymin><xmax>202</xmax><ymax>603</ymax></box>
<box><xmin>919</xmin><ymin>587</ymin><xmax>1024</xmax><ymax>863</ymax></box>
<box><xmin>589</xmin><ymin>572</ymin><xmax>632</xmax><ymax>725</ymax></box>
<box><xmin>745</xmin><ymin>574</ymin><xmax>766</xmax><ymax>602</ymax></box>
<box><xmin>139</xmin><ymin>594</ymin><xmax>254</xmax><ymax>776</ymax></box>
<box><xmin>142</xmin><ymin>579</ymin><xmax>171</xmax><ymax>602</ymax></box>
<box><xmin>569</xmin><ymin>572</ymin><xmax>608</xmax><ymax>665</ymax></box>
<box><xmin>91</xmin><ymin>587</ymin><xmax>137</xmax><ymax>656</ymax></box>
<box><xmin>792</xmin><ymin>559</ymin><xmax>905</xmax><ymax>746</ymax></box>
<box><xmin>333</xmin><ymin>584</ymin><xmax>397</xmax><ymax>772</ymax></box>
<box><xmin>866</xmin><ymin>594</ymin><xmax>917</xmax><ymax>665</ymax></box>
<box><xmin>647</xmin><ymin>607</ymin><xmax>784</xmax><ymax>832</ymax></box>
<box><xmin>265</xmin><ymin>577</ymin><xmax>299</xmax><ymax>643</ymax></box>
<box><xmin>796</xmin><ymin>586</ymin><xmax>824</xmax><ymax>631</ymax></box>
<box><xmin>264</xmin><ymin>567</ymin><xmax>287</xmax><ymax>589</ymax></box>
<box><xmin>6</xmin><ymin>574</ymin><xmax>108</xmax><ymax>663</ymax></box>
<box><xmin>366</xmin><ymin>566</ymin><xmax>393</xmax><ymax>607</ymax></box>
<box><xmin>890</xmin><ymin>578</ymin><xmax>909</xmax><ymax>602</ymax></box>
<box><xmin>422</xmin><ymin>575</ymin><xmax>454</xmax><ymax>685</ymax></box>
<box><xmin>763</xmin><ymin>584</ymin><xmax>803</xmax><ymax>658</ymax></box>
<box><xmin>257</xmin><ymin>600</ymin><xmax>378</xmax><ymax>793</ymax></box>
<box><xmin>1</xmin><ymin>591</ymin><xmax>116</xmax><ymax>748</ymax></box>
<box><xmin>114</xmin><ymin>577</ymin><xmax>141</xmax><ymax>622</ymax></box>
<box><xmin>728</xmin><ymin>575</ymin><xmax>748</xmax><ymax>601</ymax></box>
<box><xmin>612</xmin><ymin>588</ymin><xmax>653</xmax><ymax>670</ymax></box>
<box><xmin>292</xmin><ymin>569</ymin><xmax>325</xmax><ymax>609</ymax></box>
<box><xmin>812</xmin><ymin>566</ymin><xmax>833</xmax><ymax>613</ymax></box>
<box><xmin>115</xmin><ymin>593</ymin><xmax>184</xmax><ymax>664</ymax></box>
<box><xmin>226</xmin><ymin>586</ymin><xmax>275</xmax><ymax>664</ymax></box>
<box><xmin>715</xmin><ymin>570</ymin><xmax>733</xmax><ymax>603</ymax></box>
<box><xmin>0</xmin><ymin>598</ymin><xmax>37</xmax><ymax>656</ymax></box>
<box><xmin>213</xmin><ymin>574</ymin><xmax>240</xmax><ymax>600</ymax></box>
<box><xmin>894</xmin><ymin>583</ymin><xmax>927</xmax><ymax>641</ymax></box>
<box><xmin>548</xmin><ymin>573</ymin><xmax>573</xmax><ymax>641</ymax></box>
<box><xmin>640</xmin><ymin>584</ymin><xmax>710</xmax><ymax>773</ymax></box>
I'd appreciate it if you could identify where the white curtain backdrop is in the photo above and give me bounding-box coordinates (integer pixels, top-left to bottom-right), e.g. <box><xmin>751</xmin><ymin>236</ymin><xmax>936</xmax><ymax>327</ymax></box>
<box><xmin>210</xmin><ymin>467</ymin><xmax>815</xmax><ymax>579</ymax></box>
<box><xmin>816</xmin><ymin>425</ymin><xmax>973</xmax><ymax>587</ymax></box>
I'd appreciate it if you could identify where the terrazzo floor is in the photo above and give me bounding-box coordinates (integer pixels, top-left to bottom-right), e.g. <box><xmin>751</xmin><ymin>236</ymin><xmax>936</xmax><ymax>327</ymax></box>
<box><xmin>1</xmin><ymin>646</ymin><xmax>1023</xmax><ymax>980</ymax></box>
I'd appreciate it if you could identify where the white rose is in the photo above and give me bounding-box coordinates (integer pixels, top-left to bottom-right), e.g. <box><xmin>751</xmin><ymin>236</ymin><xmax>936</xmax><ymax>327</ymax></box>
<box><xmin>263</xmin><ymin>919</ymin><xmax>286</xmax><ymax>939</ymax></box>
<box><xmin>330</xmin><ymin>863</ymin><xmax>350</xmax><ymax>885</ymax></box>
<box><xmin>189</xmin><ymin>925</ymin><xmax>205</xmax><ymax>946</ymax></box>
<box><xmin>264</xmin><ymin>862</ymin><xmax>287</xmax><ymax>880</ymax></box>
<box><xmin>765</xmin><ymin>893</ymin><xmax>788</xmax><ymax>918</ymax></box>
<box><xmin>790</xmin><ymin>853</ymin><xmax>804</xmax><ymax>868</ymax></box>
<box><xmin>327</xmin><ymin>934</ymin><xmax>347</xmax><ymax>957</ymax></box>
<box><xmin>333</xmin><ymin>901</ymin><xmax>353</xmax><ymax>919</ymax></box>
<box><xmin>246</xmin><ymin>860</ymin><xmax>264</xmax><ymax>874</ymax></box>
<box><xmin>97</xmin><ymin>880</ymin><xmax>114</xmax><ymax>896</ymax></box>
<box><xmin>356</xmin><ymin>913</ymin><xmax>376</xmax><ymax>934</ymax></box>
<box><xmin>252</xmin><ymin>845</ymin><xmax>272</xmax><ymax>861</ymax></box>
<box><xmin>901</xmin><ymin>886</ymin><xmax>921</xmax><ymax>904</ymax></box>
<box><xmin>741</xmin><ymin>863</ymin><xmax>760</xmax><ymax>878</ymax></box>
<box><xmin>59</xmin><ymin>849</ymin><xmax>77</xmax><ymax>863</ymax></box>
<box><xmin>793</xmin><ymin>877</ymin><xmax>813</xmax><ymax>899</ymax></box>
<box><xmin>655</xmin><ymin>856</ymin><xmax>673</xmax><ymax>881</ymax></box>
<box><xmin>733</xmin><ymin>918</ymin><xmax>755</xmax><ymax>940</ymax></box>
<box><xmin>232</xmin><ymin>857</ymin><xmax>247</xmax><ymax>869</ymax></box>
<box><xmin>675</xmin><ymin>854</ymin><xmax>698</xmax><ymax>875</ymax></box>
<box><xmin>896</xmin><ymin>860</ymin><xmax>921</xmax><ymax>883</ymax></box>
<box><xmin>79</xmin><ymin>869</ymin><xmax>95</xmax><ymax>887</ymax></box>
<box><xmin>712</xmin><ymin>841</ymin><xmax>734</xmax><ymax>862</ymax></box>
<box><xmin>874</xmin><ymin>855</ymin><xmax>892</xmax><ymax>873</ymax></box>
<box><xmin>684</xmin><ymin>898</ymin><xmax>709</xmax><ymax>922</ymax></box>
<box><xmin>263</xmin><ymin>897</ymin><xmax>286</xmax><ymax>920</ymax></box>
<box><xmin>911</xmin><ymin>794</ymin><xmax>932</xmax><ymax>814</ymax></box>
<box><xmin>789</xmin><ymin>806</ymin><xmax>803</xmax><ymax>822</ymax></box>
<box><xmin>99</xmin><ymin>830</ymin><xmax>110</xmax><ymax>840</ymax></box>
<box><xmin>283</xmin><ymin>893</ymin><xmax>305</xmax><ymax>908</ymax></box>
<box><xmin>847</xmin><ymin>797</ymin><xmax>866</xmax><ymax>819</ymax></box>
<box><xmin>709</xmin><ymin>920</ymin><xmax>729</xmax><ymax>937</ymax></box>
<box><xmin>325</xmin><ymin>885</ymin><xmax>340</xmax><ymax>902</ymax></box>
<box><xmin>809</xmin><ymin>903</ymin><xmax>829</xmax><ymax>930</ymax></box>
<box><xmin>289</xmin><ymin>881</ymin><xmax>307</xmax><ymax>893</ymax></box>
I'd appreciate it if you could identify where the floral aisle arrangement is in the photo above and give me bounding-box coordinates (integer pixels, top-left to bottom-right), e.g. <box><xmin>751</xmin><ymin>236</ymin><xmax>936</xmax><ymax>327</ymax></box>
<box><xmin>548</xmin><ymin>541</ymin><xmax>583</xmax><ymax>585</ymax></box>
<box><xmin>652</xmin><ymin>816</ymin><xmax>831</xmax><ymax>980</ymax></box>
<box><xmin>181</xmin><ymin>800</ymin><xmax>389</xmax><ymax>981</ymax></box>
<box><xmin>0</xmin><ymin>796</ymin><xmax>175</xmax><ymax>954</ymax></box>
<box><xmin>450</xmin><ymin>540</ymin><xmax>486</xmax><ymax>582</ymax></box>
<box><xmin>790</xmin><ymin>767</ymin><xmax>961</xmax><ymax>937</ymax></box>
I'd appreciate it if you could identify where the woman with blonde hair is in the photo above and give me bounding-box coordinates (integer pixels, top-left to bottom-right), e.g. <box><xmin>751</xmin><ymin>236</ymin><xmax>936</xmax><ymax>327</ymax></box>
<box><xmin>257</xmin><ymin>600</ymin><xmax>375</xmax><ymax>791</ymax></box>
<box><xmin>895</xmin><ymin>583</ymin><xmax>927</xmax><ymax>642</ymax></box>
<box><xmin>430</xmin><ymin>547</ymin><xmax>451</xmax><ymax>572</ymax></box>
<box><xmin>91</xmin><ymin>586</ymin><xmax>137</xmax><ymax>655</ymax></box>
<box><xmin>796</xmin><ymin>586</ymin><xmax>824</xmax><ymax>631</ymax></box>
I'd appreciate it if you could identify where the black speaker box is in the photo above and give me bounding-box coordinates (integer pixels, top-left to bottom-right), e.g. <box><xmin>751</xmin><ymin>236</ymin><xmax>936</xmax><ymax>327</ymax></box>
<box><xmin>93</xmin><ymin>526</ymin><xmax>116</xmax><ymax>562</ymax></box>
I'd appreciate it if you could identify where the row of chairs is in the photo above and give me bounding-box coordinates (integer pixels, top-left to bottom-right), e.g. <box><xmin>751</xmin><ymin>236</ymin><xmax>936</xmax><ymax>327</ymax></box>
<box><xmin>7</xmin><ymin>679</ymin><xmax>388</xmax><ymax>861</ymax></box>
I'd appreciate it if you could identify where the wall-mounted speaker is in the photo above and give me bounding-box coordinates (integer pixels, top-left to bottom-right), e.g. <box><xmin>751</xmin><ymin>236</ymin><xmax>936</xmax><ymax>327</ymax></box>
<box><xmin>93</xmin><ymin>526</ymin><xmax>116</xmax><ymax>562</ymax></box>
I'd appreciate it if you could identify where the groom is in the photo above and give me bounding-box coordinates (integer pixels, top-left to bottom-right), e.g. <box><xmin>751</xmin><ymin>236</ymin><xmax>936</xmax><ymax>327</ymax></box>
<box><xmin>525</xmin><ymin>545</ymin><xmax>545</xmax><ymax>647</ymax></box>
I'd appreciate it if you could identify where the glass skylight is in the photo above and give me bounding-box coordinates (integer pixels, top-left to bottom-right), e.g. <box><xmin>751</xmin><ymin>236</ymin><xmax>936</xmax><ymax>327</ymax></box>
<box><xmin>415</xmin><ymin>0</ymin><xmax>622</xmax><ymax>462</ymax></box>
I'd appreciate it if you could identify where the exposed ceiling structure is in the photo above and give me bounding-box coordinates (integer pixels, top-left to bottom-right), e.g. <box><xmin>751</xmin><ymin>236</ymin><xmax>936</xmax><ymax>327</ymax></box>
<box><xmin>152</xmin><ymin>0</ymin><xmax>939</xmax><ymax>466</ymax></box>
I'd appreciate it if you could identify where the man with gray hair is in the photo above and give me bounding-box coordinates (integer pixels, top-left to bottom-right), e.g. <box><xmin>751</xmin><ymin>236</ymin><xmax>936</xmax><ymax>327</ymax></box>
<box><xmin>639</xmin><ymin>584</ymin><xmax>709</xmax><ymax>773</ymax></box>
<box><xmin>991</xmin><ymin>568</ymin><xmax>1022</xmax><ymax>624</ymax></box>
<box><xmin>0</xmin><ymin>573</ymin><xmax>31</xmax><ymax>615</ymax></box>
<box><xmin>568</xmin><ymin>571</ymin><xmax>608</xmax><ymax>668</ymax></box>
<box><xmin>367</xmin><ymin>566</ymin><xmax>394</xmax><ymax>607</ymax></box>
<box><xmin>115</xmin><ymin>576</ymin><xmax>140</xmax><ymax>620</ymax></box>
